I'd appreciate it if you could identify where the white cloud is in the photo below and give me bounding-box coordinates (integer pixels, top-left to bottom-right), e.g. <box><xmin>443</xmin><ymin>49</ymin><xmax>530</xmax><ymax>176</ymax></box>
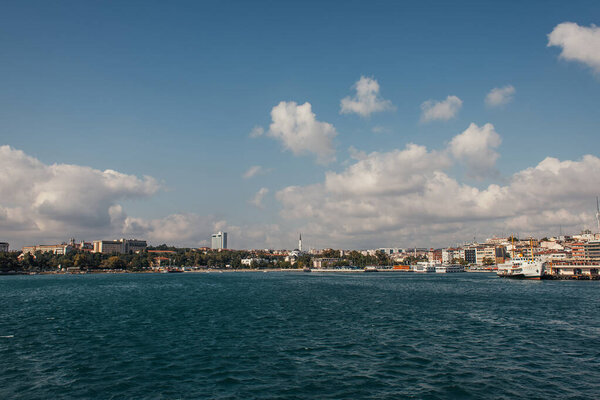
<box><xmin>243</xmin><ymin>165</ymin><xmax>266</xmax><ymax>179</ymax></box>
<box><xmin>267</xmin><ymin>101</ymin><xmax>338</xmax><ymax>164</ymax></box>
<box><xmin>485</xmin><ymin>85</ymin><xmax>515</xmax><ymax>107</ymax></box>
<box><xmin>249</xmin><ymin>126</ymin><xmax>264</xmax><ymax>138</ymax></box>
<box><xmin>548</xmin><ymin>22</ymin><xmax>600</xmax><ymax>74</ymax></box>
<box><xmin>448</xmin><ymin>123</ymin><xmax>502</xmax><ymax>179</ymax></box>
<box><xmin>326</xmin><ymin>144</ymin><xmax>451</xmax><ymax>197</ymax></box>
<box><xmin>276</xmin><ymin>130</ymin><xmax>600</xmax><ymax>248</ymax></box>
<box><xmin>122</xmin><ymin>213</ymin><xmax>224</xmax><ymax>247</ymax></box>
<box><xmin>0</xmin><ymin>145</ymin><xmax>161</xmax><ymax>246</ymax></box>
<box><xmin>250</xmin><ymin>187</ymin><xmax>269</xmax><ymax>208</ymax></box>
<box><xmin>122</xmin><ymin>213</ymin><xmax>287</xmax><ymax>249</ymax></box>
<box><xmin>420</xmin><ymin>95</ymin><xmax>463</xmax><ymax>122</ymax></box>
<box><xmin>340</xmin><ymin>76</ymin><xmax>395</xmax><ymax>117</ymax></box>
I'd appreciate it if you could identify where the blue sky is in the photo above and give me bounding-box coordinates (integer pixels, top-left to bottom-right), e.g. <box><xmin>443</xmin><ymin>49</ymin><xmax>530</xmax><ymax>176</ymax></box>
<box><xmin>1</xmin><ymin>1</ymin><xmax>600</xmax><ymax>249</ymax></box>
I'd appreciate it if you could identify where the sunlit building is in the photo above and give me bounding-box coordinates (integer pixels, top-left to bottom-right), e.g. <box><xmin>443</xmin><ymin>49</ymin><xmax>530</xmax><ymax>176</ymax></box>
<box><xmin>211</xmin><ymin>232</ymin><xmax>228</xmax><ymax>250</ymax></box>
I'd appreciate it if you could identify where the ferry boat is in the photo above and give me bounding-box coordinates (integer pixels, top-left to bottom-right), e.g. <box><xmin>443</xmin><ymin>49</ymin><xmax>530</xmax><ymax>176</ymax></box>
<box><xmin>413</xmin><ymin>261</ymin><xmax>437</xmax><ymax>273</ymax></box>
<box><xmin>435</xmin><ymin>264</ymin><xmax>464</xmax><ymax>273</ymax></box>
<box><xmin>497</xmin><ymin>238</ymin><xmax>544</xmax><ymax>280</ymax></box>
<box><xmin>364</xmin><ymin>266</ymin><xmax>378</xmax><ymax>272</ymax></box>
<box><xmin>497</xmin><ymin>256</ymin><xmax>544</xmax><ymax>279</ymax></box>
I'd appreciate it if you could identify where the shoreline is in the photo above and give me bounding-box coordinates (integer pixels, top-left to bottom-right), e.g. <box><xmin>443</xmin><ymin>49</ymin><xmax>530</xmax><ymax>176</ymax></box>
<box><xmin>1</xmin><ymin>268</ymin><xmax>494</xmax><ymax>276</ymax></box>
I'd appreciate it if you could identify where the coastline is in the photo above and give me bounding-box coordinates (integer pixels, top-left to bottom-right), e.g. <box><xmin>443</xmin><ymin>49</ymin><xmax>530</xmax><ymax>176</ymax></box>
<box><xmin>1</xmin><ymin>268</ymin><xmax>495</xmax><ymax>276</ymax></box>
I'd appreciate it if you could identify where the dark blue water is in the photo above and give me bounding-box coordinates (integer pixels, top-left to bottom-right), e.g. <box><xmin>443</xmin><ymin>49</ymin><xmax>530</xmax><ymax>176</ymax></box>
<box><xmin>1</xmin><ymin>272</ymin><xmax>599</xmax><ymax>399</ymax></box>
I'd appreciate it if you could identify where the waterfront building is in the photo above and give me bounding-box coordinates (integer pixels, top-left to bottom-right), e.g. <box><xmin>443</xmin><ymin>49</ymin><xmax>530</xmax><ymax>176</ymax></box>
<box><xmin>93</xmin><ymin>238</ymin><xmax>147</xmax><ymax>254</ymax></box>
<box><xmin>312</xmin><ymin>258</ymin><xmax>341</xmax><ymax>269</ymax></box>
<box><xmin>22</xmin><ymin>244</ymin><xmax>73</xmax><ymax>255</ymax></box>
<box><xmin>442</xmin><ymin>248</ymin><xmax>460</xmax><ymax>263</ymax></box>
<box><xmin>211</xmin><ymin>232</ymin><xmax>228</xmax><ymax>250</ymax></box>
<box><xmin>571</xmin><ymin>241</ymin><xmax>600</xmax><ymax>263</ymax></box>
<box><xmin>475</xmin><ymin>245</ymin><xmax>504</xmax><ymax>265</ymax></box>
<box><xmin>241</xmin><ymin>258</ymin><xmax>269</xmax><ymax>267</ymax></box>
<box><xmin>461</xmin><ymin>248</ymin><xmax>477</xmax><ymax>264</ymax></box>
<box><xmin>0</xmin><ymin>242</ymin><xmax>8</xmax><ymax>252</ymax></box>
<box><xmin>122</xmin><ymin>239</ymin><xmax>147</xmax><ymax>253</ymax></box>
<box><xmin>93</xmin><ymin>240</ymin><xmax>123</xmax><ymax>254</ymax></box>
<box><xmin>427</xmin><ymin>249</ymin><xmax>443</xmax><ymax>263</ymax></box>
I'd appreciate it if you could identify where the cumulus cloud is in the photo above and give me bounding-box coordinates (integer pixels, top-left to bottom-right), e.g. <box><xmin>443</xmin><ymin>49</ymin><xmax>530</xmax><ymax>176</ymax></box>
<box><xmin>276</xmin><ymin>130</ymin><xmax>600</xmax><ymax>248</ymax></box>
<box><xmin>0</xmin><ymin>146</ymin><xmax>293</xmax><ymax>250</ymax></box>
<box><xmin>267</xmin><ymin>101</ymin><xmax>338</xmax><ymax>164</ymax></box>
<box><xmin>122</xmin><ymin>213</ymin><xmax>287</xmax><ymax>249</ymax></box>
<box><xmin>326</xmin><ymin>144</ymin><xmax>451</xmax><ymax>197</ymax></box>
<box><xmin>420</xmin><ymin>95</ymin><xmax>463</xmax><ymax>122</ymax></box>
<box><xmin>0</xmin><ymin>145</ymin><xmax>161</xmax><ymax>246</ymax></box>
<box><xmin>122</xmin><ymin>213</ymin><xmax>224</xmax><ymax>247</ymax></box>
<box><xmin>548</xmin><ymin>22</ymin><xmax>600</xmax><ymax>74</ymax></box>
<box><xmin>448</xmin><ymin>123</ymin><xmax>502</xmax><ymax>179</ymax></box>
<box><xmin>485</xmin><ymin>85</ymin><xmax>515</xmax><ymax>107</ymax></box>
<box><xmin>340</xmin><ymin>76</ymin><xmax>395</xmax><ymax>117</ymax></box>
<box><xmin>250</xmin><ymin>187</ymin><xmax>269</xmax><ymax>208</ymax></box>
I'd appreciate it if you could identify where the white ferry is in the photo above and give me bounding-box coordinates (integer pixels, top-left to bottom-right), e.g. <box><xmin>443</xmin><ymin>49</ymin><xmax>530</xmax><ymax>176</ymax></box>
<box><xmin>435</xmin><ymin>264</ymin><xmax>465</xmax><ymax>273</ymax></box>
<box><xmin>413</xmin><ymin>261</ymin><xmax>438</xmax><ymax>273</ymax></box>
<box><xmin>497</xmin><ymin>256</ymin><xmax>544</xmax><ymax>280</ymax></box>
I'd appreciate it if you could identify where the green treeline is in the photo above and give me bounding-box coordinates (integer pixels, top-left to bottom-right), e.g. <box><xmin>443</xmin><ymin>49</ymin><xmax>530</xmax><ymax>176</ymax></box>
<box><xmin>0</xmin><ymin>246</ymin><xmax>414</xmax><ymax>273</ymax></box>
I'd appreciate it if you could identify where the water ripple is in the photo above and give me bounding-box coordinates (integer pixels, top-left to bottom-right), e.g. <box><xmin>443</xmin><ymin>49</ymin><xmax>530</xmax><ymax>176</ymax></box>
<box><xmin>1</xmin><ymin>273</ymin><xmax>600</xmax><ymax>398</ymax></box>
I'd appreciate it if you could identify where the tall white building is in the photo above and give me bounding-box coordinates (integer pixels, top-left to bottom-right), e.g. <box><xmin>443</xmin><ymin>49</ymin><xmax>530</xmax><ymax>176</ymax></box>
<box><xmin>211</xmin><ymin>232</ymin><xmax>228</xmax><ymax>250</ymax></box>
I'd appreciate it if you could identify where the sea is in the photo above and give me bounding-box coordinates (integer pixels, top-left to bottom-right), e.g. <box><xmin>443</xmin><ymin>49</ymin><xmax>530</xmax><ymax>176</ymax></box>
<box><xmin>1</xmin><ymin>272</ymin><xmax>599</xmax><ymax>399</ymax></box>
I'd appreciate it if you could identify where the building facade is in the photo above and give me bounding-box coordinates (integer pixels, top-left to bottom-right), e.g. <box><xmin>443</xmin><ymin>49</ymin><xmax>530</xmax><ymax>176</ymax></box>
<box><xmin>0</xmin><ymin>242</ymin><xmax>8</xmax><ymax>252</ymax></box>
<box><xmin>22</xmin><ymin>244</ymin><xmax>73</xmax><ymax>255</ymax></box>
<box><xmin>572</xmin><ymin>241</ymin><xmax>600</xmax><ymax>263</ymax></box>
<box><xmin>211</xmin><ymin>232</ymin><xmax>228</xmax><ymax>250</ymax></box>
<box><xmin>93</xmin><ymin>238</ymin><xmax>147</xmax><ymax>254</ymax></box>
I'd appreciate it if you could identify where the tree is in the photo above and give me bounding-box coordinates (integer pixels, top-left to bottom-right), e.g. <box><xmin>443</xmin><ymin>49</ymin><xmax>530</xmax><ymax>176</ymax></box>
<box><xmin>375</xmin><ymin>250</ymin><xmax>391</xmax><ymax>266</ymax></box>
<box><xmin>321</xmin><ymin>249</ymin><xmax>340</xmax><ymax>258</ymax></box>
<box><xmin>452</xmin><ymin>257</ymin><xmax>468</xmax><ymax>266</ymax></box>
<box><xmin>101</xmin><ymin>256</ymin><xmax>126</xmax><ymax>270</ymax></box>
<box><xmin>0</xmin><ymin>252</ymin><xmax>20</xmax><ymax>272</ymax></box>
<box><xmin>74</xmin><ymin>253</ymin><xmax>88</xmax><ymax>270</ymax></box>
<box><xmin>482</xmin><ymin>257</ymin><xmax>495</xmax><ymax>266</ymax></box>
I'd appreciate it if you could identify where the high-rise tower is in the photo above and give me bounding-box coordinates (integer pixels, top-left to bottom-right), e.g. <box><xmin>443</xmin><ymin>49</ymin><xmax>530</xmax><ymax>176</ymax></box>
<box><xmin>211</xmin><ymin>232</ymin><xmax>228</xmax><ymax>250</ymax></box>
<box><xmin>299</xmin><ymin>233</ymin><xmax>302</xmax><ymax>252</ymax></box>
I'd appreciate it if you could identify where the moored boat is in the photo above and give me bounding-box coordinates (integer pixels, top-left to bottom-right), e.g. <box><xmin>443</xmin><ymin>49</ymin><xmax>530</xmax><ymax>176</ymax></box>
<box><xmin>414</xmin><ymin>261</ymin><xmax>438</xmax><ymax>273</ymax></box>
<box><xmin>497</xmin><ymin>256</ymin><xmax>544</xmax><ymax>279</ymax></box>
<box><xmin>435</xmin><ymin>264</ymin><xmax>465</xmax><ymax>273</ymax></box>
<box><xmin>498</xmin><ymin>238</ymin><xmax>544</xmax><ymax>279</ymax></box>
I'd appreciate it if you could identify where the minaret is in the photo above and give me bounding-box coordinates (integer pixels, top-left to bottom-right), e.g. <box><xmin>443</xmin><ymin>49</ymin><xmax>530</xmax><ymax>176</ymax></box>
<box><xmin>299</xmin><ymin>233</ymin><xmax>302</xmax><ymax>252</ymax></box>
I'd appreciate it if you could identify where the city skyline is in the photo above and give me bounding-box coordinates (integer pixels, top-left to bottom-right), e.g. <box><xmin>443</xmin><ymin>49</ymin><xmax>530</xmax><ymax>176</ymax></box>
<box><xmin>2</xmin><ymin>1</ymin><xmax>600</xmax><ymax>249</ymax></box>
